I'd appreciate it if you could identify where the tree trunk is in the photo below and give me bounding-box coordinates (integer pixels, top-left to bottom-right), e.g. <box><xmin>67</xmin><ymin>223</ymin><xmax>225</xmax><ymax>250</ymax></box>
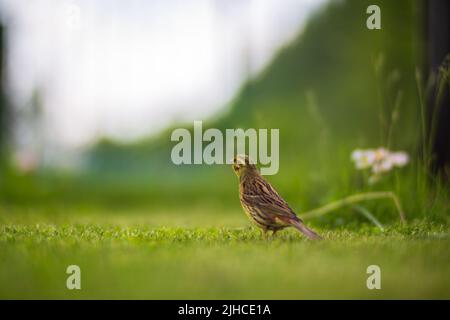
<box><xmin>426</xmin><ymin>0</ymin><xmax>450</xmax><ymax>176</ymax></box>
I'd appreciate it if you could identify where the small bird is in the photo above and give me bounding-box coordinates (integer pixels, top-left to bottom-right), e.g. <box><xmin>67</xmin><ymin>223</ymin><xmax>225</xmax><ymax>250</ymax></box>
<box><xmin>232</xmin><ymin>155</ymin><xmax>322</xmax><ymax>240</ymax></box>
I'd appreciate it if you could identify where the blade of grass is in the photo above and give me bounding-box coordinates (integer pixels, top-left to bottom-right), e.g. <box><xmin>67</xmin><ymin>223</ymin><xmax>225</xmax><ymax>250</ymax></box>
<box><xmin>415</xmin><ymin>68</ymin><xmax>428</xmax><ymax>166</ymax></box>
<box><xmin>353</xmin><ymin>205</ymin><xmax>384</xmax><ymax>231</ymax></box>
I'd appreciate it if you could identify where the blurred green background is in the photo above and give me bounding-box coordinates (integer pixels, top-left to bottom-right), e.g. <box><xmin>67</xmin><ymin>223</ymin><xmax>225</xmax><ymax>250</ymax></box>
<box><xmin>1</xmin><ymin>0</ymin><xmax>445</xmax><ymax>221</ymax></box>
<box><xmin>0</xmin><ymin>0</ymin><xmax>449</xmax><ymax>299</ymax></box>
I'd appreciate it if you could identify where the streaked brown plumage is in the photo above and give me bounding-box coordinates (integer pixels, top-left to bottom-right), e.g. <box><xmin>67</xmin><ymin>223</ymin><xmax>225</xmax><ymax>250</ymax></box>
<box><xmin>232</xmin><ymin>155</ymin><xmax>322</xmax><ymax>240</ymax></box>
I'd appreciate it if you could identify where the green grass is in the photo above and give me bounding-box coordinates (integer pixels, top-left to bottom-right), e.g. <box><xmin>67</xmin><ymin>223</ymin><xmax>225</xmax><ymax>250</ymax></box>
<box><xmin>1</xmin><ymin>206</ymin><xmax>449</xmax><ymax>299</ymax></box>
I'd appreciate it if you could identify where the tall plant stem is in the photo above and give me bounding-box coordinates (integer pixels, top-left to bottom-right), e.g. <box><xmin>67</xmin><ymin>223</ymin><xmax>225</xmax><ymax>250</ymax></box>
<box><xmin>415</xmin><ymin>69</ymin><xmax>428</xmax><ymax>166</ymax></box>
<box><xmin>300</xmin><ymin>191</ymin><xmax>405</xmax><ymax>224</ymax></box>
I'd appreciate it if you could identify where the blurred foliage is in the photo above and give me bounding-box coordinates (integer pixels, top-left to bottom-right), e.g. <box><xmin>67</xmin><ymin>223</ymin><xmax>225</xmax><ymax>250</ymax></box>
<box><xmin>0</xmin><ymin>0</ymin><xmax>448</xmax><ymax>223</ymax></box>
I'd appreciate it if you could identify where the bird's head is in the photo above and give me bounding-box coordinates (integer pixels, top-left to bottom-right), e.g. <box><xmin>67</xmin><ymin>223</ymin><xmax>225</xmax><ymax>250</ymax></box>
<box><xmin>232</xmin><ymin>154</ymin><xmax>258</xmax><ymax>177</ymax></box>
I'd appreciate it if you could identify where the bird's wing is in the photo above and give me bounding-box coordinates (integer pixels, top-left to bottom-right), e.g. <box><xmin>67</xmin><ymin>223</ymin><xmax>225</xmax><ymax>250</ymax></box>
<box><xmin>241</xmin><ymin>193</ymin><xmax>297</xmax><ymax>219</ymax></box>
<box><xmin>241</xmin><ymin>178</ymin><xmax>299</xmax><ymax>220</ymax></box>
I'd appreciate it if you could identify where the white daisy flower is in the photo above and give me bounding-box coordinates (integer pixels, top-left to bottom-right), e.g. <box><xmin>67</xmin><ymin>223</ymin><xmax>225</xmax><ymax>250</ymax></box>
<box><xmin>372</xmin><ymin>158</ymin><xmax>393</xmax><ymax>174</ymax></box>
<box><xmin>351</xmin><ymin>147</ymin><xmax>409</xmax><ymax>183</ymax></box>
<box><xmin>351</xmin><ymin>149</ymin><xmax>376</xmax><ymax>169</ymax></box>
<box><xmin>390</xmin><ymin>151</ymin><xmax>409</xmax><ymax>167</ymax></box>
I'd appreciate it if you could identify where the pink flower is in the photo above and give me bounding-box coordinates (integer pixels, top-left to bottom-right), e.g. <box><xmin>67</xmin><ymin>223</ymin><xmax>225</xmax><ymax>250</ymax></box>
<box><xmin>351</xmin><ymin>147</ymin><xmax>409</xmax><ymax>183</ymax></box>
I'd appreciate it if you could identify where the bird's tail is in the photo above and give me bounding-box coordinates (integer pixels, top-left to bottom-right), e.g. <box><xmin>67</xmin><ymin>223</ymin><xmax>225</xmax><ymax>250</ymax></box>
<box><xmin>290</xmin><ymin>219</ymin><xmax>322</xmax><ymax>240</ymax></box>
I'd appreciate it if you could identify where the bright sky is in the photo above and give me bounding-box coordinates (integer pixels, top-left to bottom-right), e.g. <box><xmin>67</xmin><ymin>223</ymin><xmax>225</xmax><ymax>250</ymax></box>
<box><xmin>0</xmin><ymin>0</ymin><xmax>325</xmax><ymax>151</ymax></box>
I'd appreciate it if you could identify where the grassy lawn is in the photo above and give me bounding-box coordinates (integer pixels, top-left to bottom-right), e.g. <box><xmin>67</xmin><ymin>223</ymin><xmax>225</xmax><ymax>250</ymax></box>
<box><xmin>1</xmin><ymin>205</ymin><xmax>449</xmax><ymax>299</ymax></box>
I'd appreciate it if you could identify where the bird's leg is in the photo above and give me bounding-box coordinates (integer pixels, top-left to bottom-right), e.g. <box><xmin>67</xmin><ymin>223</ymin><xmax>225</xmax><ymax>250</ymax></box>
<box><xmin>261</xmin><ymin>228</ymin><xmax>268</xmax><ymax>240</ymax></box>
<box><xmin>272</xmin><ymin>229</ymin><xmax>279</xmax><ymax>237</ymax></box>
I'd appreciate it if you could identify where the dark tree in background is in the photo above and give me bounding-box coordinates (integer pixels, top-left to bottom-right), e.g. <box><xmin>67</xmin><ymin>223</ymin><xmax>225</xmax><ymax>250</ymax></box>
<box><xmin>0</xmin><ymin>22</ymin><xmax>13</xmax><ymax>163</ymax></box>
<box><xmin>0</xmin><ymin>23</ymin><xmax>10</xmax><ymax>160</ymax></box>
<box><xmin>426</xmin><ymin>0</ymin><xmax>450</xmax><ymax>175</ymax></box>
